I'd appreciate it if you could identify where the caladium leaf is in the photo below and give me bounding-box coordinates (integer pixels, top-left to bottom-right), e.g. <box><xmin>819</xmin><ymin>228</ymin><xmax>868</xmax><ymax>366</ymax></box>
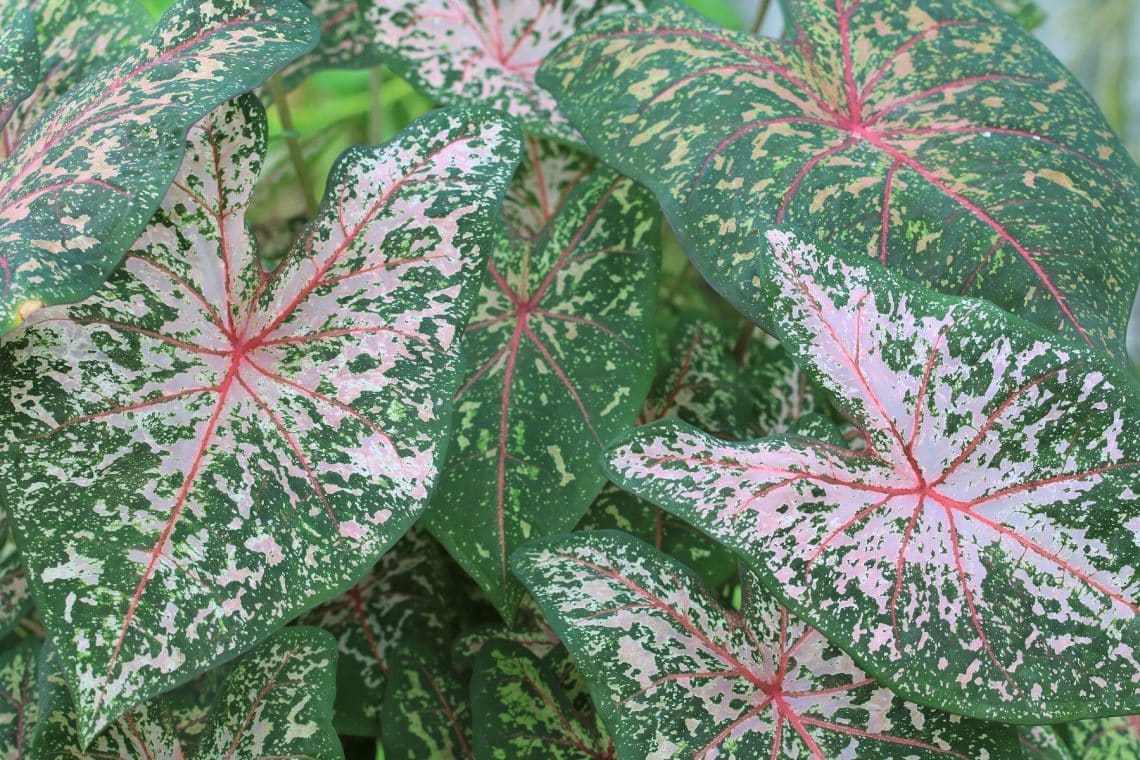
<box><xmin>0</xmin><ymin>0</ymin><xmax>319</xmax><ymax>333</ymax></box>
<box><xmin>0</xmin><ymin>510</ymin><xmax>31</xmax><ymax>639</ymax></box>
<box><xmin>515</xmin><ymin>531</ymin><xmax>1018</xmax><ymax>759</ymax></box>
<box><xmin>0</xmin><ymin>11</ymin><xmax>38</xmax><ymax>134</ymax></box>
<box><xmin>0</xmin><ymin>642</ymin><xmax>37</xmax><ymax>759</ymax></box>
<box><xmin>606</xmin><ymin>229</ymin><xmax>1140</xmax><ymax>722</ymax></box>
<box><xmin>296</xmin><ymin>527</ymin><xmax>462</xmax><ymax>736</ymax></box>
<box><xmin>0</xmin><ymin>95</ymin><xmax>519</xmax><ymax>741</ymax></box>
<box><xmin>1063</xmin><ymin>717</ymin><xmax>1140</xmax><ymax>760</ymax></box>
<box><xmin>381</xmin><ymin>645</ymin><xmax>473</xmax><ymax>760</ymax></box>
<box><xmin>471</xmin><ymin>639</ymin><xmax>614</xmax><ymax>760</ymax></box>
<box><xmin>538</xmin><ymin>0</ymin><xmax>1140</xmax><ymax>357</ymax></box>
<box><xmin>424</xmin><ymin>159</ymin><xmax>660</xmax><ymax>617</ymax></box>
<box><xmin>743</xmin><ymin>331</ymin><xmax>830</xmax><ymax>437</ymax></box>
<box><xmin>361</xmin><ymin>0</ymin><xmax>654</xmax><ymax>144</ymax></box>
<box><xmin>454</xmin><ymin>594</ymin><xmax>561</xmax><ymax>666</ymax></box>
<box><xmin>31</xmin><ymin>627</ymin><xmax>341</xmax><ymax>760</ymax></box>
<box><xmin>1019</xmin><ymin>726</ymin><xmax>1074</xmax><ymax>760</ymax></box>
<box><xmin>274</xmin><ymin>0</ymin><xmax>384</xmax><ymax>93</ymax></box>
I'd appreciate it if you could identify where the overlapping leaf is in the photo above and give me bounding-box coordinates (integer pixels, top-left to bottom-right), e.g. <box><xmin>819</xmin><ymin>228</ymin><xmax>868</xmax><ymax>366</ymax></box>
<box><xmin>454</xmin><ymin>594</ymin><xmax>561</xmax><ymax>666</ymax></box>
<box><xmin>606</xmin><ymin>229</ymin><xmax>1140</xmax><ymax>722</ymax></box>
<box><xmin>1019</xmin><ymin>726</ymin><xmax>1074</xmax><ymax>760</ymax></box>
<box><xmin>361</xmin><ymin>0</ymin><xmax>654</xmax><ymax>144</ymax></box>
<box><xmin>30</xmin><ymin>627</ymin><xmax>341</xmax><ymax>760</ymax></box>
<box><xmin>515</xmin><ymin>531</ymin><xmax>1017</xmax><ymax>758</ymax></box>
<box><xmin>0</xmin><ymin>510</ymin><xmax>31</xmax><ymax>638</ymax></box>
<box><xmin>274</xmin><ymin>0</ymin><xmax>383</xmax><ymax>93</ymax></box>
<box><xmin>296</xmin><ymin>527</ymin><xmax>461</xmax><ymax>736</ymax></box>
<box><xmin>539</xmin><ymin>0</ymin><xmax>1140</xmax><ymax>356</ymax></box>
<box><xmin>0</xmin><ymin>11</ymin><xmax>37</xmax><ymax>133</ymax></box>
<box><xmin>744</xmin><ymin>331</ymin><xmax>830</xmax><ymax>436</ymax></box>
<box><xmin>1063</xmin><ymin>717</ymin><xmax>1140</xmax><ymax>760</ymax></box>
<box><xmin>381</xmin><ymin>645</ymin><xmax>473</xmax><ymax>760</ymax></box>
<box><xmin>424</xmin><ymin>148</ymin><xmax>659</xmax><ymax>617</ymax></box>
<box><xmin>0</xmin><ymin>96</ymin><xmax>519</xmax><ymax>740</ymax></box>
<box><xmin>0</xmin><ymin>643</ymin><xmax>37</xmax><ymax>759</ymax></box>
<box><xmin>471</xmin><ymin>640</ymin><xmax>613</xmax><ymax>759</ymax></box>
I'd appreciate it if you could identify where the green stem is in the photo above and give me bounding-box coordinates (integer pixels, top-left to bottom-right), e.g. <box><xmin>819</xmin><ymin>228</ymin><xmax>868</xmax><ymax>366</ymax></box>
<box><xmin>268</xmin><ymin>76</ymin><xmax>318</xmax><ymax>219</ymax></box>
<box><xmin>368</xmin><ymin>68</ymin><xmax>384</xmax><ymax>145</ymax></box>
<box><xmin>733</xmin><ymin>321</ymin><xmax>756</xmax><ymax>365</ymax></box>
<box><xmin>750</xmin><ymin>0</ymin><xmax>773</xmax><ymax>34</ymax></box>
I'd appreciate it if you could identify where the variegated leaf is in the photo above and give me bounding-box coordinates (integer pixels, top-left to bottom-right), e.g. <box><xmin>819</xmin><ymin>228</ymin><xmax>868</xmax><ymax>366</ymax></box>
<box><xmin>743</xmin><ymin>331</ymin><xmax>830</xmax><ymax>437</ymax></box>
<box><xmin>1019</xmin><ymin>725</ymin><xmax>1074</xmax><ymax>760</ymax></box>
<box><xmin>0</xmin><ymin>642</ymin><xmax>37</xmax><ymax>760</ymax></box>
<box><xmin>454</xmin><ymin>594</ymin><xmax>561</xmax><ymax>666</ymax></box>
<box><xmin>0</xmin><ymin>11</ymin><xmax>38</xmax><ymax>134</ymax></box>
<box><xmin>424</xmin><ymin>157</ymin><xmax>660</xmax><ymax>617</ymax></box>
<box><xmin>297</xmin><ymin>526</ymin><xmax>461</xmax><ymax>736</ymax></box>
<box><xmin>1063</xmin><ymin>717</ymin><xmax>1140</xmax><ymax>760</ymax></box>
<box><xmin>361</xmin><ymin>0</ymin><xmax>654</xmax><ymax>144</ymax></box>
<box><xmin>0</xmin><ymin>0</ymin><xmax>149</xmax><ymax>156</ymax></box>
<box><xmin>31</xmin><ymin>627</ymin><xmax>341</xmax><ymax>760</ymax></box>
<box><xmin>606</xmin><ymin>229</ymin><xmax>1140</xmax><ymax>722</ymax></box>
<box><xmin>381</xmin><ymin>645</ymin><xmax>473</xmax><ymax>760</ymax></box>
<box><xmin>0</xmin><ymin>510</ymin><xmax>31</xmax><ymax>639</ymax></box>
<box><xmin>471</xmin><ymin>640</ymin><xmax>613</xmax><ymax>760</ymax></box>
<box><xmin>539</xmin><ymin>0</ymin><xmax>1140</xmax><ymax>357</ymax></box>
<box><xmin>515</xmin><ymin>531</ymin><xmax>1019</xmax><ymax>759</ymax></box>
<box><xmin>274</xmin><ymin>0</ymin><xmax>383</xmax><ymax>93</ymax></box>
<box><xmin>0</xmin><ymin>0</ymin><xmax>319</xmax><ymax>333</ymax></box>
<box><xmin>0</xmin><ymin>96</ymin><xmax>519</xmax><ymax>741</ymax></box>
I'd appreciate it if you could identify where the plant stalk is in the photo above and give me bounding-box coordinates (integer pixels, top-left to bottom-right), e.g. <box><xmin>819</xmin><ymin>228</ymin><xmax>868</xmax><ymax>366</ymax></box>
<box><xmin>733</xmin><ymin>321</ymin><xmax>756</xmax><ymax>365</ymax></box>
<box><xmin>268</xmin><ymin>76</ymin><xmax>318</xmax><ymax>219</ymax></box>
<box><xmin>368</xmin><ymin>68</ymin><xmax>384</xmax><ymax>145</ymax></box>
<box><xmin>750</xmin><ymin>0</ymin><xmax>774</xmax><ymax>34</ymax></box>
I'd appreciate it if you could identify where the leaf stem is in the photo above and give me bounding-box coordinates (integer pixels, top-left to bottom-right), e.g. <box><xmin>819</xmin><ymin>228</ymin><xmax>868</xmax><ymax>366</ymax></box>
<box><xmin>368</xmin><ymin>68</ymin><xmax>384</xmax><ymax>145</ymax></box>
<box><xmin>750</xmin><ymin>0</ymin><xmax>773</xmax><ymax>34</ymax></box>
<box><xmin>733</xmin><ymin>322</ymin><xmax>756</xmax><ymax>365</ymax></box>
<box><xmin>268</xmin><ymin>76</ymin><xmax>318</xmax><ymax>219</ymax></box>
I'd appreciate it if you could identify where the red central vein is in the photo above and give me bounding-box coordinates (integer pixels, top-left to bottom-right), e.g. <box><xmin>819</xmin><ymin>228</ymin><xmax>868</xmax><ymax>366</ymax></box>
<box><xmin>223</xmin><ymin>648</ymin><xmax>297</xmax><ymax>760</ymax></box>
<box><xmin>418</xmin><ymin>659</ymin><xmax>473</xmax><ymax>758</ymax></box>
<box><xmin>348</xmin><ymin>588</ymin><xmax>387</xmax><ymax>676</ymax></box>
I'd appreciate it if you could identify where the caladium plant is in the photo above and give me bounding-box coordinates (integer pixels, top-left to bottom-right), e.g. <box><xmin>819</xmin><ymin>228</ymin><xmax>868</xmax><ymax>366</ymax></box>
<box><xmin>606</xmin><ymin>229</ymin><xmax>1140</xmax><ymax>723</ymax></box>
<box><xmin>1063</xmin><ymin>717</ymin><xmax>1140</xmax><ymax>760</ymax></box>
<box><xmin>0</xmin><ymin>94</ymin><xmax>518</xmax><ymax>741</ymax></box>
<box><xmin>274</xmin><ymin>0</ymin><xmax>383</xmax><ymax>93</ymax></box>
<box><xmin>515</xmin><ymin>531</ymin><xmax>1017</xmax><ymax>758</ymax></box>
<box><xmin>538</xmin><ymin>0</ymin><xmax>1140</xmax><ymax>357</ymax></box>
<box><xmin>0</xmin><ymin>0</ymin><xmax>320</xmax><ymax>332</ymax></box>
<box><xmin>1018</xmin><ymin>725</ymin><xmax>1074</xmax><ymax>760</ymax></box>
<box><xmin>380</xmin><ymin>644</ymin><xmax>473</xmax><ymax>760</ymax></box>
<box><xmin>360</xmin><ymin>0</ymin><xmax>654</xmax><ymax>144</ymax></box>
<box><xmin>0</xmin><ymin>510</ymin><xmax>31</xmax><ymax>638</ymax></box>
<box><xmin>424</xmin><ymin>142</ymin><xmax>660</xmax><ymax>616</ymax></box>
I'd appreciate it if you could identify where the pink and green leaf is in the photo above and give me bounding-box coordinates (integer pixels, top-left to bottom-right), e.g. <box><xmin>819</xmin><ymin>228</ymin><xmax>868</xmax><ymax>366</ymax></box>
<box><xmin>274</xmin><ymin>0</ymin><xmax>384</xmax><ymax>93</ymax></box>
<box><xmin>0</xmin><ymin>11</ymin><xmax>38</xmax><ymax>134</ymax></box>
<box><xmin>424</xmin><ymin>149</ymin><xmax>660</xmax><ymax>617</ymax></box>
<box><xmin>297</xmin><ymin>527</ymin><xmax>462</xmax><ymax>736</ymax></box>
<box><xmin>0</xmin><ymin>642</ymin><xmax>37</xmax><ymax>759</ymax></box>
<box><xmin>360</xmin><ymin>0</ymin><xmax>655</xmax><ymax>144</ymax></box>
<box><xmin>1019</xmin><ymin>726</ymin><xmax>1074</xmax><ymax>760</ymax></box>
<box><xmin>0</xmin><ymin>95</ymin><xmax>519</xmax><ymax>741</ymax></box>
<box><xmin>381</xmin><ymin>645</ymin><xmax>474</xmax><ymax>760</ymax></box>
<box><xmin>606</xmin><ymin>229</ymin><xmax>1140</xmax><ymax>722</ymax></box>
<box><xmin>471</xmin><ymin>640</ymin><xmax>613</xmax><ymax>760</ymax></box>
<box><xmin>0</xmin><ymin>510</ymin><xmax>31</xmax><ymax>639</ymax></box>
<box><xmin>1063</xmin><ymin>717</ymin><xmax>1140</xmax><ymax>760</ymax></box>
<box><xmin>514</xmin><ymin>530</ymin><xmax>1019</xmax><ymax>759</ymax></box>
<box><xmin>538</xmin><ymin>0</ymin><xmax>1140</xmax><ymax>356</ymax></box>
<box><xmin>0</xmin><ymin>0</ymin><xmax>319</xmax><ymax>333</ymax></box>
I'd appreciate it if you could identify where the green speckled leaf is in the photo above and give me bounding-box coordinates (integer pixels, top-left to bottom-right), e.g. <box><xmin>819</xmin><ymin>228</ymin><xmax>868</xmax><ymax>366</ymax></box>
<box><xmin>515</xmin><ymin>531</ymin><xmax>1019</xmax><ymax>759</ymax></box>
<box><xmin>471</xmin><ymin>640</ymin><xmax>613</xmax><ymax>760</ymax></box>
<box><xmin>0</xmin><ymin>510</ymin><xmax>31</xmax><ymax>639</ymax></box>
<box><xmin>361</xmin><ymin>0</ymin><xmax>654</xmax><ymax>144</ymax></box>
<box><xmin>297</xmin><ymin>527</ymin><xmax>461</xmax><ymax>736</ymax></box>
<box><xmin>0</xmin><ymin>642</ymin><xmax>37</xmax><ymax>759</ymax></box>
<box><xmin>381</xmin><ymin>645</ymin><xmax>473</xmax><ymax>760</ymax></box>
<box><xmin>0</xmin><ymin>96</ymin><xmax>519</xmax><ymax>741</ymax></box>
<box><xmin>1063</xmin><ymin>717</ymin><xmax>1140</xmax><ymax>760</ymax></box>
<box><xmin>275</xmin><ymin>0</ymin><xmax>383</xmax><ymax>92</ymax></box>
<box><xmin>454</xmin><ymin>594</ymin><xmax>561</xmax><ymax>667</ymax></box>
<box><xmin>539</xmin><ymin>0</ymin><xmax>1140</xmax><ymax>357</ymax></box>
<box><xmin>744</xmin><ymin>331</ymin><xmax>830</xmax><ymax>436</ymax></box>
<box><xmin>1019</xmin><ymin>725</ymin><xmax>1074</xmax><ymax>760</ymax></box>
<box><xmin>605</xmin><ymin>229</ymin><xmax>1140</xmax><ymax>722</ymax></box>
<box><xmin>0</xmin><ymin>11</ymin><xmax>38</xmax><ymax>134</ymax></box>
<box><xmin>0</xmin><ymin>0</ymin><xmax>320</xmax><ymax>333</ymax></box>
<box><xmin>425</xmin><ymin>146</ymin><xmax>660</xmax><ymax>617</ymax></box>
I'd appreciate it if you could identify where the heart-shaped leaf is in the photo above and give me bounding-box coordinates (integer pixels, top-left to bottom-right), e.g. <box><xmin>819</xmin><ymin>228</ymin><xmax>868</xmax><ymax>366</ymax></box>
<box><xmin>424</xmin><ymin>147</ymin><xmax>660</xmax><ymax>617</ymax></box>
<box><xmin>297</xmin><ymin>527</ymin><xmax>462</xmax><ymax>736</ymax></box>
<box><xmin>274</xmin><ymin>0</ymin><xmax>383</xmax><ymax>93</ymax></box>
<box><xmin>538</xmin><ymin>0</ymin><xmax>1140</xmax><ymax>356</ymax></box>
<box><xmin>1019</xmin><ymin>726</ymin><xmax>1074</xmax><ymax>760</ymax></box>
<box><xmin>0</xmin><ymin>510</ymin><xmax>31</xmax><ymax>639</ymax></box>
<box><xmin>361</xmin><ymin>0</ymin><xmax>654</xmax><ymax>144</ymax></box>
<box><xmin>1063</xmin><ymin>717</ymin><xmax>1140</xmax><ymax>760</ymax></box>
<box><xmin>0</xmin><ymin>642</ymin><xmax>37</xmax><ymax>759</ymax></box>
<box><xmin>381</xmin><ymin>644</ymin><xmax>473</xmax><ymax>760</ymax></box>
<box><xmin>0</xmin><ymin>0</ymin><xmax>319</xmax><ymax>333</ymax></box>
<box><xmin>0</xmin><ymin>95</ymin><xmax>519</xmax><ymax>740</ymax></box>
<box><xmin>472</xmin><ymin>639</ymin><xmax>613</xmax><ymax>759</ymax></box>
<box><xmin>30</xmin><ymin>627</ymin><xmax>341</xmax><ymax>760</ymax></box>
<box><xmin>515</xmin><ymin>531</ymin><xmax>1019</xmax><ymax>759</ymax></box>
<box><xmin>606</xmin><ymin>229</ymin><xmax>1140</xmax><ymax>722</ymax></box>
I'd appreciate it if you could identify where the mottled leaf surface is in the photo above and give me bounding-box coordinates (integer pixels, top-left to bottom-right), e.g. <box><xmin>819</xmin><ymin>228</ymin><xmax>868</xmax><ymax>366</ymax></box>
<box><xmin>0</xmin><ymin>0</ymin><xmax>320</xmax><ymax>332</ymax></box>
<box><xmin>0</xmin><ymin>643</ymin><xmax>37</xmax><ymax>760</ymax></box>
<box><xmin>381</xmin><ymin>645</ymin><xmax>473</xmax><ymax>760</ymax></box>
<box><xmin>606</xmin><ymin>229</ymin><xmax>1140</xmax><ymax>722</ymax></box>
<box><xmin>0</xmin><ymin>97</ymin><xmax>519</xmax><ymax>740</ymax></box>
<box><xmin>1064</xmin><ymin>717</ymin><xmax>1140</xmax><ymax>760</ymax></box>
<box><xmin>540</xmin><ymin>0</ymin><xmax>1140</xmax><ymax>356</ymax></box>
<box><xmin>472</xmin><ymin>640</ymin><xmax>613</xmax><ymax>760</ymax></box>
<box><xmin>516</xmin><ymin>531</ymin><xmax>1018</xmax><ymax>759</ymax></box>
<box><xmin>425</xmin><ymin>155</ymin><xmax>659</xmax><ymax>616</ymax></box>
<box><xmin>744</xmin><ymin>331</ymin><xmax>830</xmax><ymax>437</ymax></box>
<box><xmin>454</xmin><ymin>594</ymin><xmax>561</xmax><ymax>666</ymax></box>
<box><xmin>0</xmin><ymin>510</ymin><xmax>31</xmax><ymax>639</ymax></box>
<box><xmin>1019</xmin><ymin>725</ymin><xmax>1074</xmax><ymax>760</ymax></box>
<box><xmin>362</xmin><ymin>0</ymin><xmax>653</xmax><ymax>143</ymax></box>
<box><xmin>0</xmin><ymin>11</ymin><xmax>38</xmax><ymax>134</ymax></box>
<box><xmin>297</xmin><ymin>527</ymin><xmax>461</xmax><ymax>736</ymax></box>
<box><xmin>275</xmin><ymin>0</ymin><xmax>383</xmax><ymax>93</ymax></box>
